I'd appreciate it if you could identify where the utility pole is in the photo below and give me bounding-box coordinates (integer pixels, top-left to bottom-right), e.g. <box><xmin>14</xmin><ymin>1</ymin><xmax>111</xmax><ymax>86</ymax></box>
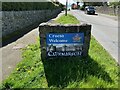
<box><xmin>77</xmin><ymin>2</ymin><xmax>79</xmax><ymax>9</ymax></box>
<box><xmin>65</xmin><ymin>0</ymin><xmax>68</xmax><ymax>16</ymax></box>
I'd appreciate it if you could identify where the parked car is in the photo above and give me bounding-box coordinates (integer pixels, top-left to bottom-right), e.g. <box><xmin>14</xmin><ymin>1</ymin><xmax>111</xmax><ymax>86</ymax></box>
<box><xmin>85</xmin><ymin>6</ymin><xmax>95</xmax><ymax>14</ymax></box>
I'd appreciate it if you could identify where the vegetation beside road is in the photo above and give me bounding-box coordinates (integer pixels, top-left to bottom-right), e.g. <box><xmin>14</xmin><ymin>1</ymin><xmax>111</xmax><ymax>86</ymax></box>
<box><xmin>2</xmin><ymin>2</ymin><xmax>60</xmax><ymax>11</ymax></box>
<box><xmin>56</xmin><ymin>14</ymin><xmax>80</xmax><ymax>24</ymax></box>
<box><xmin>1</xmin><ymin>14</ymin><xmax>119</xmax><ymax>89</ymax></box>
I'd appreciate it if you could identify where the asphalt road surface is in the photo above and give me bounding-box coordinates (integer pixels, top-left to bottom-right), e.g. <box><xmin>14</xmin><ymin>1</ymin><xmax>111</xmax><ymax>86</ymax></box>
<box><xmin>70</xmin><ymin>10</ymin><xmax>119</xmax><ymax>64</ymax></box>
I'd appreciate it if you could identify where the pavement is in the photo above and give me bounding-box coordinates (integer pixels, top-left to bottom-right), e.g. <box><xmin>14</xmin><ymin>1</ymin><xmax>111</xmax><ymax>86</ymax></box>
<box><xmin>98</xmin><ymin>13</ymin><xmax>118</xmax><ymax>21</ymax></box>
<box><xmin>0</xmin><ymin>11</ymin><xmax>117</xmax><ymax>82</ymax></box>
<box><xmin>0</xmin><ymin>27</ymin><xmax>39</xmax><ymax>82</ymax></box>
<box><xmin>0</xmin><ymin>12</ymin><xmax>63</xmax><ymax>83</ymax></box>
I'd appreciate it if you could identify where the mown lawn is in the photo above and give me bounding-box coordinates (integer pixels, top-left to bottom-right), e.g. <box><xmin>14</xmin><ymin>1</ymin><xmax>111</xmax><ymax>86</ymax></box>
<box><xmin>1</xmin><ymin>14</ymin><xmax>120</xmax><ymax>89</ymax></box>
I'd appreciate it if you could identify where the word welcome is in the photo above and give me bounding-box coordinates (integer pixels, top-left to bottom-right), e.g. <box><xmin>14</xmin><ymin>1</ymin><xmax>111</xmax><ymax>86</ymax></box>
<box><xmin>46</xmin><ymin>33</ymin><xmax>84</xmax><ymax>44</ymax></box>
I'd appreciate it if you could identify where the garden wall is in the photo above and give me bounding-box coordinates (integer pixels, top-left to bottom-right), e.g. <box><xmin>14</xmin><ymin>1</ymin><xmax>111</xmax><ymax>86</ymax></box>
<box><xmin>95</xmin><ymin>6</ymin><xmax>119</xmax><ymax>15</ymax></box>
<box><xmin>2</xmin><ymin>9</ymin><xmax>61</xmax><ymax>38</ymax></box>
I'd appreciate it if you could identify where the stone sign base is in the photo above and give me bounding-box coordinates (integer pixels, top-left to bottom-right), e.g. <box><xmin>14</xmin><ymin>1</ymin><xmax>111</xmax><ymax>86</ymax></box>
<box><xmin>39</xmin><ymin>23</ymin><xmax>91</xmax><ymax>60</ymax></box>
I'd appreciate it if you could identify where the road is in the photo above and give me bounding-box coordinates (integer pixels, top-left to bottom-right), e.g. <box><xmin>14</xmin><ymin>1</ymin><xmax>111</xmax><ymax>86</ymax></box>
<box><xmin>70</xmin><ymin>10</ymin><xmax>119</xmax><ymax>64</ymax></box>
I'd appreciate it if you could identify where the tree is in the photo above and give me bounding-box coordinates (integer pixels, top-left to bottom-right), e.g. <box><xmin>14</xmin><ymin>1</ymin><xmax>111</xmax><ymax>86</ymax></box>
<box><xmin>109</xmin><ymin>2</ymin><xmax>120</xmax><ymax>7</ymax></box>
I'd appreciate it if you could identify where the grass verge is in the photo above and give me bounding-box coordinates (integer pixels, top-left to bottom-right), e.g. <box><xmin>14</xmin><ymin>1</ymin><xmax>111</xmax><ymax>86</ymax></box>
<box><xmin>56</xmin><ymin>14</ymin><xmax>80</xmax><ymax>24</ymax></box>
<box><xmin>1</xmin><ymin>13</ymin><xmax>119</xmax><ymax>89</ymax></box>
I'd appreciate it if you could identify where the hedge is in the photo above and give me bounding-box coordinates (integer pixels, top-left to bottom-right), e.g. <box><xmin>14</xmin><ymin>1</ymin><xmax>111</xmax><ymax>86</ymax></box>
<box><xmin>2</xmin><ymin>2</ymin><xmax>60</xmax><ymax>11</ymax></box>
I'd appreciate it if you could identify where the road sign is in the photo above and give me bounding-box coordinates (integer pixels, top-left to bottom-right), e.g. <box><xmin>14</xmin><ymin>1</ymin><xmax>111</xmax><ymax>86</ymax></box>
<box><xmin>46</xmin><ymin>33</ymin><xmax>84</xmax><ymax>57</ymax></box>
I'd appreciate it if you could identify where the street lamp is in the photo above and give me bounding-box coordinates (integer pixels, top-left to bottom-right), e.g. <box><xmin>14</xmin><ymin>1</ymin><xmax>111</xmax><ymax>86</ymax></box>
<box><xmin>65</xmin><ymin>0</ymin><xmax>68</xmax><ymax>16</ymax></box>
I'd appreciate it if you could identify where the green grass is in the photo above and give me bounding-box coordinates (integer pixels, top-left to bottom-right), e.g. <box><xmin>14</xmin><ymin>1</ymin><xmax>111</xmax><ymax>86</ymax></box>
<box><xmin>1</xmin><ymin>14</ymin><xmax>120</xmax><ymax>89</ymax></box>
<box><xmin>56</xmin><ymin>14</ymin><xmax>80</xmax><ymax>24</ymax></box>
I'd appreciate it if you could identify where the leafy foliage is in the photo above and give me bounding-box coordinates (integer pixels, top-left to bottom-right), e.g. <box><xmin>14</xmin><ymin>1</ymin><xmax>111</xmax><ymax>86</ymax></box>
<box><xmin>109</xmin><ymin>2</ymin><xmax>120</xmax><ymax>7</ymax></box>
<box><xmin>84</xmin><ymin>2</ymin><xmax>104</xmax><ymax>6</ymax></box>
<box><xmin>2</xmin><ymin>2</ymin><xmax>60</xmax><ymax>11</ymax></box>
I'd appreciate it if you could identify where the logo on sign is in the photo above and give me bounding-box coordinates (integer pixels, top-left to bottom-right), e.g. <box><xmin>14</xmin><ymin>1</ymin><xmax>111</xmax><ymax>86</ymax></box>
<box><xmin>73</xmin><ymin>34</ymin><xmax>81</xmax><ymax>42</ymax></box>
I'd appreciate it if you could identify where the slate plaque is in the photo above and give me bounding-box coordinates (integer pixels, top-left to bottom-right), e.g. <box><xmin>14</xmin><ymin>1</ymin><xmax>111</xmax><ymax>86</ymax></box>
<box><xmin>46</xmin><ymin>33</ymin><xmax>84</xmax><ymax>57</ymax></box>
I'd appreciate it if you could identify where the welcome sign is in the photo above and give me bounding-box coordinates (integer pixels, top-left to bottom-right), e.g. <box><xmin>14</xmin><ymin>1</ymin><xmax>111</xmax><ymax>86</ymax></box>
<box><xmin>46</xmin><ymin>33</ymin><xmax>84</xmax><ymax>57</ymax></box>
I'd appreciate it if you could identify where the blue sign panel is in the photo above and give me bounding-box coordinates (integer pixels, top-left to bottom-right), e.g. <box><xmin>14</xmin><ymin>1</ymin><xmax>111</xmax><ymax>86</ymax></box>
<box><xmin>46</xmin><ymin>33</ymin><xmax>84</xmax><ymax>57</ymax></box>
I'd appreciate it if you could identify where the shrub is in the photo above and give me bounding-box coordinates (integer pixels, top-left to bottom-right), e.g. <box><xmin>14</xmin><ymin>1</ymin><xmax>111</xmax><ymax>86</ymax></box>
<box><xmin>2</xmin><ymin>2</ymin><xmax>59</xmax><ymax>11</ymax></box>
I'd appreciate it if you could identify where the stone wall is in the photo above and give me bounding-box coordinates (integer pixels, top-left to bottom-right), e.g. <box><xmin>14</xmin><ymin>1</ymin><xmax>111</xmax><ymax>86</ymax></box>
<box><xmin>95</xmin><ymin>6</ymin><xmax>119</xmax><ymax>15</ymax></box>
<box><xmin>39</xmin><ymin>23</ymin><xmax>91</xmax><ymax>60</ymax></box>
<box><xmin>2</xmin><ymin>9</ymin><xmax>61</xmax><ymax>38</ymax></box>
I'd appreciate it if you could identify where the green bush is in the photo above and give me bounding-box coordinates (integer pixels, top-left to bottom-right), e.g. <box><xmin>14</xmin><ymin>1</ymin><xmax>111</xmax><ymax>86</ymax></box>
<box><xmin>80</xmin><ymin>6</ymin><xmax>85</xmax><ymax>11</ymax></box>
<box><xmin>2</xmin><ymin>2</ymin><xmax>59</xmax><ymax>11</ymax></box>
